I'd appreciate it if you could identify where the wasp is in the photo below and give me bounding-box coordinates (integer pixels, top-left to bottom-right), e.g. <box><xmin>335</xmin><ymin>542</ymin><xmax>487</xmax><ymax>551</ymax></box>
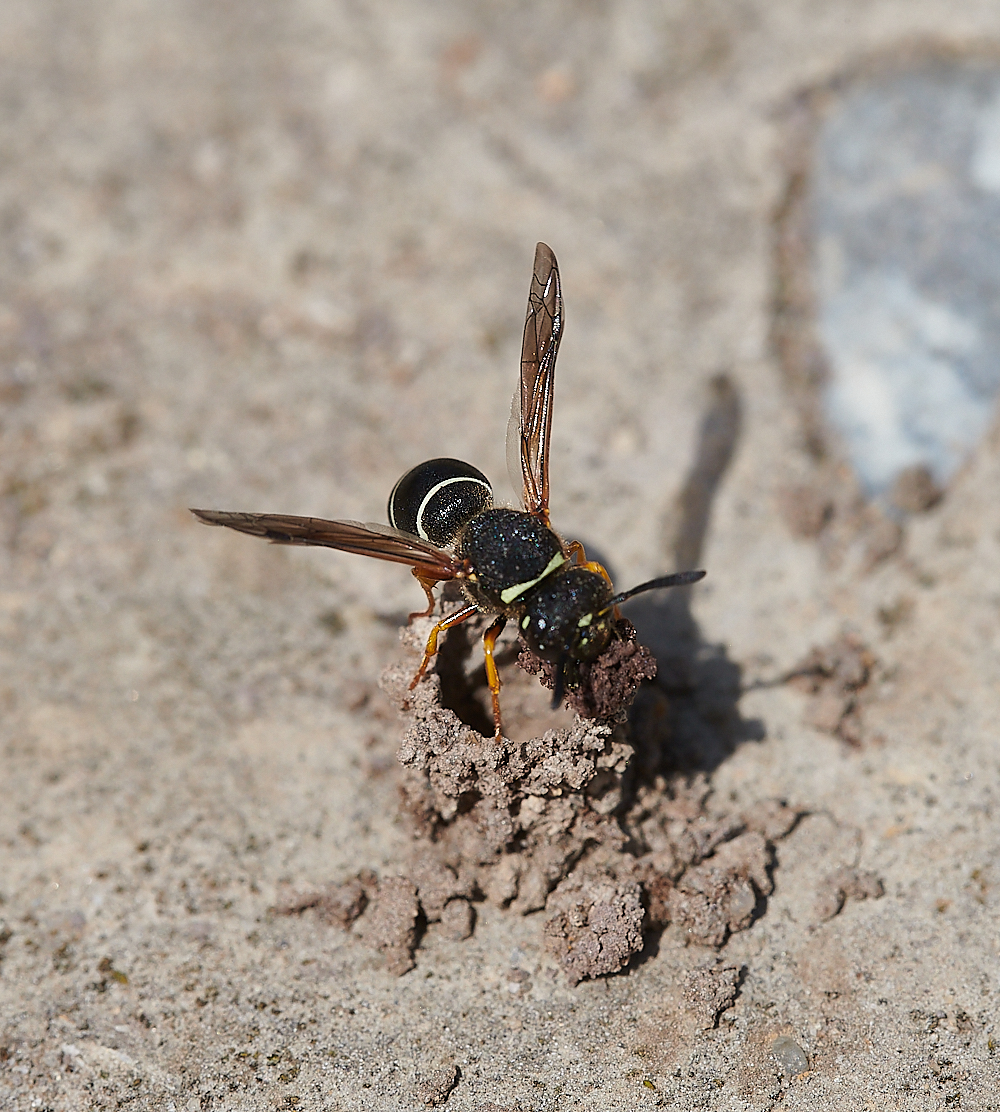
<box><xmin>192</xmin><ymin>243</ymin><xmax>704</xmax><ymax>740</ymax></box>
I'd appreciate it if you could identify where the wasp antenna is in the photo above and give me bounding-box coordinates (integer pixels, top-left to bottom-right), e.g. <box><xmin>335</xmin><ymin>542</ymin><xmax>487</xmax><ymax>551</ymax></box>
<box><xmin>599</xmin><ymin>569</ymin><xmax>706</xmax><ymax>614</ymax></box>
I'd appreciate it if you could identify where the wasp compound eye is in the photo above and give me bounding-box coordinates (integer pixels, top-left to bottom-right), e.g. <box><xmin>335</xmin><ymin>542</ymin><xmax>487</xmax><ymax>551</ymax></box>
<box><xmin>388</xmin><ymin>458</ymin><xmax>493</xmax><ymax>546</ymax></box>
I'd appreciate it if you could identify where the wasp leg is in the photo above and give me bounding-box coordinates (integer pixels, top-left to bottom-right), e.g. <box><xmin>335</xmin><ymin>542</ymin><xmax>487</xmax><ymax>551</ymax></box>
<box><xmin>409</xmin><ymin>602</ymin><xmax>480</xmax><ymax>690</ymax></box>
<box><xmin>481</xmin><ymin>615</ymin><xmax>508</xmax><ymax>742</ymax></box>
<box><xmin>565</xmin><ymin>539</ymin><xmax>585</xmax><ymax>563</ymax></box>
<box><xmin>408</xmin><ymin>570</ymin><xmax>440</xmax><ymax>623</ymax></box>
<box><xmin>566</xmin><ymin>540</ymin><xmax>621</xmax><ymax>619</ymax></box>
<box><xmin>565</xmin><ymin>540</ymin><xmax>614</xmax><ymax>588</ymax></box>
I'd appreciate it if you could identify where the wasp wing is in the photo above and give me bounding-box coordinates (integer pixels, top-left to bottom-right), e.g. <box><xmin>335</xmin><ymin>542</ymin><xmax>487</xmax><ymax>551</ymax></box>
<box><xmin>190</xmin><ymin>509</ymin><xmax>465</xmax><ymax>580</ymax></box>
<box><xmin>506</xmin><ymin>242</ymin><xmax>563</xmax><ymax>523</ymax></box>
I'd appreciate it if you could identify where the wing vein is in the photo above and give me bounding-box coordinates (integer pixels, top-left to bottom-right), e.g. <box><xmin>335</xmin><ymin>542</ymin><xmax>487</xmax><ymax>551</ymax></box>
<box><xmin>516</xmin><ymin>242</ymin><xmax>563</xmax><ymax>522</ymax></box>
<box><xmin>190</xmin><ymin>509</ymin><xmax>464</xmax><ymax>579</ymax></box>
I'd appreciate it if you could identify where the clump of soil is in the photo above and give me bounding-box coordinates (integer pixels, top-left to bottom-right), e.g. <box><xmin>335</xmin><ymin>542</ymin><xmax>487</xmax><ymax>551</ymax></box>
<box><xmin>517</xmin><ymin>618</ymin><xmax>657</xmax><ymax>720</ymax></box>
<box><xmin>814</xmin><ymin>866</ymin><xmax>885</xmax><ymax>922</ymax></box>
<box><xmin>282</xmin><ymin>609</ymin><xmax>801</xmax><ymax>984</ymax></box>
<box><xmin>682</xmin><ymin>961</ymin><xmax>743</xmax><ymax>1030</ymax></box>
<box><xmin>784</xmin><ymin>633</ymin><xmax>877</xmax><ymax>744</ymax></box>
<box><xmin>273</xmin><ymin>870</ymin><xmax>428</xmax><ymax>975</ymax></box>
<box><xmin>543</xmin><ymin>875</ymin><xmax>645</xmax><ymax>986</ymax></box>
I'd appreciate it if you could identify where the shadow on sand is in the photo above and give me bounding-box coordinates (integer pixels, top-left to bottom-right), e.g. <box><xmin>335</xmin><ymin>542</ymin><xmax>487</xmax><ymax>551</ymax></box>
<box><xmin>626</xmin><ymin>373</ymin><xmax>764</xmax><ymax>777</ymax></box>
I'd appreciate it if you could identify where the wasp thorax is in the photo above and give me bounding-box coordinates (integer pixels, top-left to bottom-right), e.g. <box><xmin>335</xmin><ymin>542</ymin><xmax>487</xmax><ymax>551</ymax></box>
<box><xmin>458</xmin><ymin>508</ymin><xmax>566</xmax><ymax>610</ymax></box>
<box><xmin>388</xmin><ymin>458</ymin><xmax>493</xmax><ymax>546</ymax></box>
<box><xmin>520</xmin><ymin>568</ymin><xmax>615</xmax><ymax>664</ymax></box>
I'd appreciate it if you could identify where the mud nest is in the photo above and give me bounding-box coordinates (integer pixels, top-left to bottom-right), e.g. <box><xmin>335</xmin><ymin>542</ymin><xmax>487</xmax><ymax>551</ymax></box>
<box><xmin>276</xmin><ymin>610</ymin><xmax>801</xmax><ymax>985</ymax></box>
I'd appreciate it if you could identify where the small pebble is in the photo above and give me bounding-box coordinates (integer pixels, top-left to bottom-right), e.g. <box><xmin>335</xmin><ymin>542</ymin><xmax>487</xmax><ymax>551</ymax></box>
<box><xmin>417</xmin><ymin>1063</ymin><xmax>459</xmax><ymax>1106</ymax></box>
<box><xmin>771</xmin><ymin>1035</ymin><xmax>808</xmax><ymax>1077</ymax></box>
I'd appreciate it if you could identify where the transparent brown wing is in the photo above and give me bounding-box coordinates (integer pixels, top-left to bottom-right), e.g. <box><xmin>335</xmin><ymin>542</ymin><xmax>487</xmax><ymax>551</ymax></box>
<box><xmin>190</xmin><ymin>509</ymin><xmax>465</xmax><ymax>580</ymax></box>
<box><xmin>510</xmin><ymin>241</ymin><xmax>563</xmax><ymax>522</ymax></box>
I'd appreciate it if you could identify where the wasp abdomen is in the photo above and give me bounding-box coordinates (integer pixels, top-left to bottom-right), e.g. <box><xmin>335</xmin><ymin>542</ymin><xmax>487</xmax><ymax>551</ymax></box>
<box><xmin>459</xmin><ymin>508</ymin><xmax>565</xmax><ymax>609</ymax></box>
<box><xmin>388</xmin><ymin>457</ymin><xmax>493</xmax><ymax>546</ymax></box>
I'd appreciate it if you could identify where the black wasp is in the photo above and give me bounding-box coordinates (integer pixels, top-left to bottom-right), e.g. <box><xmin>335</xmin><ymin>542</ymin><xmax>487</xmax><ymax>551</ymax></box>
<box><xmin>192</xmin><ymin>243</ymin><xmax>704</xmax><ymax>740</ymax></box>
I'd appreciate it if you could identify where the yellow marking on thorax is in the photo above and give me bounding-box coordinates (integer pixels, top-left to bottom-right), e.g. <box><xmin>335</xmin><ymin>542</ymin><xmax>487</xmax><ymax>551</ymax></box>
<box><xmin>500</xmin><ymin>552</ymin><xmax>566</xmax><ymax>605</ymax></box>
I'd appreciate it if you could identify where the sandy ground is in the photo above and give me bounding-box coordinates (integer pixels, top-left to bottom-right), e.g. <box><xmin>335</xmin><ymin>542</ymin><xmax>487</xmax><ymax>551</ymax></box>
<box><xmin>2</xmin><ymin>1</ymin><xmax>1000</xmax><ymax>1109</ymax></box>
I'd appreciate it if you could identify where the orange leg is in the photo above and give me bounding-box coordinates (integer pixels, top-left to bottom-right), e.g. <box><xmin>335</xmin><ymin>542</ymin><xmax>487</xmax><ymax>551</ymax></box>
<box><xmin>565</xmin><ymin>540</ymin><xmax>613</xmax><ymax>588</ymax></box>
<box><xmin>409</xmin><ymin>603</ymin><xmax>480</xmax><ymax>690</ymax></box>
<box><xmin>566</xmin><ymin>539</ymin><xmax>585</xmax><ymax>563</ymax></box>
<box><xmin>481</xmin><ymin>615</ymin><xmax>508</xmax><ymax>741</ymax></box>
<box><xmin>408</xmin><ymin>570</ymin><xmax>440</xmax><ymax>623</ymax></box>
